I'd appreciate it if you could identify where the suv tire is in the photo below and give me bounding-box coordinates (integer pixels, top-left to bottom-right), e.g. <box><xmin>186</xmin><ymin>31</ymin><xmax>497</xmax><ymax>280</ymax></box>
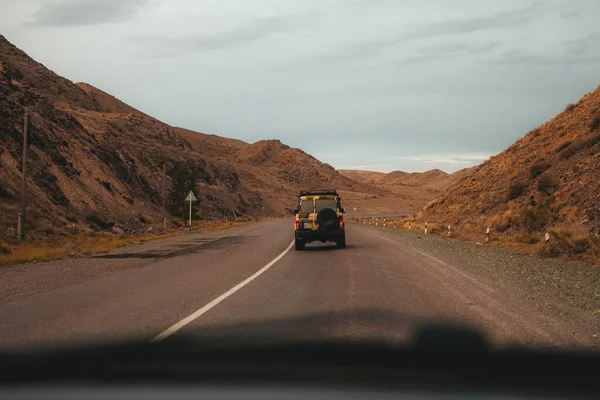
<box><xmin>317</xmin><ymin>208</ymin><xmax>338</xmax><ymax>230</ymax></box>
<box><xmin>295</xmin><ymin>238</ymin><xmax>305</xmax><ymax>251</ymax></box>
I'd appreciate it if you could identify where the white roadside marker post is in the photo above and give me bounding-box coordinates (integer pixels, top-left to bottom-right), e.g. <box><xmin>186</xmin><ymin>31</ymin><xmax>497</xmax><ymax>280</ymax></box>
<box><xmin>447</xmin><ymin>225</ymin><xmax>451</xmax><ymax>237</ymax></box>
<box><xmin>545</xmin><ymin>232</ymin><xmax>550</xmax><ymax>246</ymax></box>
<box><xmin>425</xmin><ymin>222</ymin><xmax>428</xmax><ymax>234</ymax></box>
<box><xmin>486</xmin><ymin>227</ymin><xmax>490</xmax><ymax>243</ymax></box>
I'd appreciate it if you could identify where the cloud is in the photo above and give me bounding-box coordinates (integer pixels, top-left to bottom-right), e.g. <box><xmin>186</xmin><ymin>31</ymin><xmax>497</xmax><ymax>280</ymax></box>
<box><xmin>402</xmin><ymin>1</ymin><xmax>549</xmax><ymax>40</ymax></box>
<box><xmin>27</xmin><ymin>0</ymin><xmax>152</xmax><ymax>27</ymax></box>
<box><xmin>491</xmin><ymin>47</ymin><xmax>600</xmax><ymax>66</ymax></box>
<box><xmin>560</xmin><ymin>10</ymin><xmax>581</xmax><ymax>19</ymax></box>
<box><xmin>490</xmin><ymin>28</ymin><xmax>600</xmax><ymax>67</ymax></box>
<box><xmin>385</xmin><ymin>155</ymin><xmax>491</xmax><ymax>165</ymax></box>
<box><xmin>336</xmin><ymin>164</ymin><xmax>391</xmax><ymax>172</ymax></box>
<box><xmin>135</xmin><ymin>13</ymin><xmax>314</xmax><ymax>58</ymax></box>
<box><xmin>408</xmin><ymin>40</ymin><xmax>503</xmax><ymax>59</ymax></box>
<box><xmin>316</xmin><ymin>2</ymin><xmax>547</xmax><ymax>62</ymax></box>
<box><xmin>562</xmin><ymin>32</ymin><xmax>600</xmax><ymax>56</ymax></box>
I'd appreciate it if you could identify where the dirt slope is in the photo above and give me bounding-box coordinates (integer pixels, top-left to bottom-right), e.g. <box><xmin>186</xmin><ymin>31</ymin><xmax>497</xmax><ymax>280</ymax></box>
<box><xmin>232</xmin><ymin>140</ymin><xmax>389</xmax><ymax>213</ymax></box>
<box><xmin>0</xmin><ymin>35</ymin><xmax>394</xmax><ymax>237</ymax></box>
<box><xmin>0</xmin><ymin>35</ymin><xmax>271</xmax><ymax>235</ymax></box>
<box><xmin>338</xmin><ymin>168</ymin><xmax>467</xmax><ymax>213</ymax></box>
<box><xmin>337</xmin><ymin>170</ymin><xmax>386</xmax><ymax>183</ymax></box>
<box><xmin>173</xmin><ymin>127</ymin><xmax>248</xmax><ymax>161</ymax></box>
<box><xmin>340</xmin><ymin>168</ymin><xmax>461</xmax><ymax>190</ymax></box>
<box><xmin>415</xmin><ymin>86</ymin><xmax>600</xmax><ymax>262</ymax></box>
<box><xmin>75</xmin><ymin>82</ymin><xmax>142</xmax><ymax>115</ymax></box>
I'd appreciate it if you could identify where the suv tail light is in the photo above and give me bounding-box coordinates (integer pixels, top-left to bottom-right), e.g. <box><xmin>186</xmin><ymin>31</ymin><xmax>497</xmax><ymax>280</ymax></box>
<box><xmin>339</xmin><ymin>219</ymin><xmax>344</xmax><ymax>228</ymax></box>
<box><xmin>295</xmin><ymin>220</ymin><xmax>300</xmax><ymax>229</ymax></box>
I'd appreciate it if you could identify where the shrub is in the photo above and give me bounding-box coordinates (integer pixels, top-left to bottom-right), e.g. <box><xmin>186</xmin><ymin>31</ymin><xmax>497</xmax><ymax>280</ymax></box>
<box><xmin>573</xmin><ymin>238</ymin><xmax>590</xmax><ymax>255</ymax></box>
<box><xmin>529</xmin><ymin>162</ymin><xmax>550</xmax><ymax>179</ymax></box>
<box><xmin>139</xmin><ymin>216</ymin><xmax>148</xmax><ymax>224</ymax></box>
<box><xmin>537</xmin><ymin>176</ymin><xmax>558</xmax><ymax>195</ymax></box>
<box><xmin>85</xmin><ymin>214</ymin><xmax>112</xmax><ymax>230</ymax></box>
<box><xmin>518</xmin><ymin>232</ymin><xmax>541</xmax><ymax>245</ymax></box>
<box><xmin>587</xmin><ymin>132</ymin><xmax>600</xmax><ymax>148</ymax></box>
<box><xmin>494</xmin><ymin>221</ymin><xmax>511</xmax><ymax>233</ymax></box>
<box><xmin>539</xmin><ymin>230</ymin><xmax>598</xmax><ymax>260</ymax></box>
<box><xmin>564</xmin><ymin>103</ymin><xmax>576</xmax><ymax>112</ymax></box>
<box><xmin>560</xmin><ymin>140</ymin><xmax>586</xmax><ymax>160</ymax></box>
<box><xmin>507</xmin><ymin>182</ymin><xmax>528</xmax><ymax>201</ymax></box>
<box><xmin>517</xmin><ymin>206</ymin><xmax>549</xmax><ymax>231</ymax></box>
<box><xmin>590</xmin><ymin>115</ymin><xmax>600</xmax><ymax>132</ymax></box>
<box><xmin>555</xmin><ymin>141</ymin><xmax>572</xmax><ymax>153</ymax></box>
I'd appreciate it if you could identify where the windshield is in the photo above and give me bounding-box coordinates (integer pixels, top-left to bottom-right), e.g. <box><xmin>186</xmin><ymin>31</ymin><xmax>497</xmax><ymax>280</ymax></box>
<box><xmin>315</xmin><ymin>198</ymin><xmax>337</xmax><ymax>213</ymax></box>
<box><xmin>1</xmin><ymin>0</ymin><xmax>599</xmax><ymax>372</ymax></box>
<box><xmin>299</xmin><ymin>199</ymin><xmax>314</xmax><ymax>215</ymax></box>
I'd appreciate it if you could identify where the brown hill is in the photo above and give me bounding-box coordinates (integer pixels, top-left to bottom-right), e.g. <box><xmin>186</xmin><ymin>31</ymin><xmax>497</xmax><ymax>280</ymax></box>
<box><xmin>75</xmin><ymin>82</ymin><xmax>142</xmax><ymax>115</ymax></box>
<box><xmin>334</xmin><ymin>170</ymin><xmax>386</xmax><ymax>184</ymax></box>
<box><xmin>0</xmin><ymin>35</ymin><xmax>267</xmax><ymax>235</ymax></box>
<box><xmin>0</xmin><ymin>34</ymin><xmax>393</xmax><ymax>237</ymax></box>
<box><xmin>173</xmin><ymin>127</ymin><xmax>247</xmax><ymax>161</ymax></box>
<box><xmin>340</xmin><ymin>168</ymin><xmax>460</xmax><ymax>190</ymax></box>
<box><xmin>338</xmin><ymin>168</ymin><xmax>469</xmax><ymax>214</ymax></box>
<box><xmin>415</xmin><ymin>86</ymin><xmax>600</xmax><ymax>262</ymax></box>
<box><xmin>231</xmin><ymin>140</ymin><xmax>388</xmax><ymax>212</ymax></box>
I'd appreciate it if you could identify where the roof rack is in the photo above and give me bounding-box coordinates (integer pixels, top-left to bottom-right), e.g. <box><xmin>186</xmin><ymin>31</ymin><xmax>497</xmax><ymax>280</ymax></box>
<box><xmin>299</xmin><ymin>189</ymin><xmax>338</xmax><ymax>196</ymax></box>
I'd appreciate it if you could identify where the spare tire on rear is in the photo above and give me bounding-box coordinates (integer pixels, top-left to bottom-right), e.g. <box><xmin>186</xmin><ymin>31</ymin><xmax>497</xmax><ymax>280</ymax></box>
<box><xmin>317</xmin><ymin>208</ymin><xmax>337</xmax><ymax>230</ymax></box>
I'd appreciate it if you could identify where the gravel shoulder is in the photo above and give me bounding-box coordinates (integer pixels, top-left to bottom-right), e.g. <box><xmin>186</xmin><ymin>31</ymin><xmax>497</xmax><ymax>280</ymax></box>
<box><xmin>365</xmin><ymin>224</ymin><xmax>600</xmax><ymax>338</ymax></box>
<box><xmin>0</xmin><ymin>222</ymin><xmax>265</xmax><ymax>304</ymax></box>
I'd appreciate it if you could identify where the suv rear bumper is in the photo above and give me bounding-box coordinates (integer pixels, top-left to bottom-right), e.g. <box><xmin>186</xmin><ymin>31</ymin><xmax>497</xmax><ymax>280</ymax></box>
<box><xmin>295</xmin><ymin>229</ymin><xmax>344</xmax><ymax>243</ymax></box>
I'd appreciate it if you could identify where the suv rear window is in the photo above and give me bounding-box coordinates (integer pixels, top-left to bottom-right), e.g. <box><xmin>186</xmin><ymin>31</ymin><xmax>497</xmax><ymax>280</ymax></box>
<box><xmin>315</xmin><ymin>198</ymin><xmax>337</xmax><ymax>213</ymax></box>
<box><xmin>299</xmin><ymin>199</ymin><xmax>314</xmax><ymax>215</ymax></box>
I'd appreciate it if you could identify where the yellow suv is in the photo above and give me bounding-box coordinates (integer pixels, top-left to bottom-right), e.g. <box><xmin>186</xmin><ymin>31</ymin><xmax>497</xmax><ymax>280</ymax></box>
<box><xmin>293</xmin><ymin>189</ymin><xmax>346</xmax><ymax>250</ymax></box>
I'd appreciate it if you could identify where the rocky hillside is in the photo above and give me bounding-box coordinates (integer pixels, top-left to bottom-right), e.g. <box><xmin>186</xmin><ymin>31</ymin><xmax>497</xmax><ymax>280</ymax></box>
<box><xmin>336</xmin><ymin>170</ymin><xmax>386</xmax><ymax>184</ymax></box>
<box><xmin>415</xmin><ymin>86</ymin><xmax>600</xmax><ymax>261</ymax></box>
<box><xmin>232</xmin><ymin>140</ymin><xmax>387</xmax><ymax>212</ymax></box>
<box><xmin>0</xmin><ymin>35</ymin><xmax>388</xmax><ymax>237</ymax></box>
<box><xmin>0</xmin><ymin>35</ymin><xmax>268</xmax><ymax>236</ymax></box>
<box><xmin>340</xmin><ymin>168</ymin><xmax>462</xmax><ymax>191</ymax></box>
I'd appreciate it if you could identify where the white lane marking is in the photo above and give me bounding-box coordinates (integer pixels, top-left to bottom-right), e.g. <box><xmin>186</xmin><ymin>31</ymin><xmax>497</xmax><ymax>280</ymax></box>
<box><xmin>150</xmin><ymin>240</ymin><xmax>295</xmax><ymax>343</ymax></box>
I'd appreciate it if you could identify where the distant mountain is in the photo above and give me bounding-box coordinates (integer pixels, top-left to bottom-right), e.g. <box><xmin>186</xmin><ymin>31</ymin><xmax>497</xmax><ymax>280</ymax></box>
<box><xmin>332</xmin><ymin>170</ymin><xmax>386</xmax><ymax>184</ymax></box>
<box><xmin>339</xmin><ymin>168</ymin><xmax>464</xmax><ymax>191</ymax></box>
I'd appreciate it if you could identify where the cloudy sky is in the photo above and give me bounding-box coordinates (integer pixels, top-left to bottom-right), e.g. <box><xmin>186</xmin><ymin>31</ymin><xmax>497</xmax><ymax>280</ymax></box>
<box><xmin>1</xmin><ymin>0</ymin><xmax>599</xmax><ymax>172</ymax></box>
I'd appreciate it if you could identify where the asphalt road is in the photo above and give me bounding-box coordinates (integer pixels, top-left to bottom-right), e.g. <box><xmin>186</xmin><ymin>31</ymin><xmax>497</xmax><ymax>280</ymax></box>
<box><xmin>0</xmin><ymin>220</ymin><xmax>595</xmax><ymax>350</ymax></box>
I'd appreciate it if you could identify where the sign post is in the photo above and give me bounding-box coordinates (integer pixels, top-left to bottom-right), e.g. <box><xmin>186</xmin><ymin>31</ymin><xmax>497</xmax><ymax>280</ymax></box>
<box><xmin>185</xmin><ymin>191</ymin><xmax>197</xmax><ymax>227</ymax></box>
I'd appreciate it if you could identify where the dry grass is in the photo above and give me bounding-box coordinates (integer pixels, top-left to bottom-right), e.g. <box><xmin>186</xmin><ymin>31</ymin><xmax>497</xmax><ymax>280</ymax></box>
<box><xmin>0</xmin><ymin>220</ymin><xmax>254</xmax><ymax>266</ymax></box>
<box><xmin>397</xmin><ymin>217</ymin><xmax>600</xmax><ymax>265</ymax></box>
<box><xmin>0</xmin><ymin>230</ymin><xmax>181</xmax><ymax>266</ymax></box>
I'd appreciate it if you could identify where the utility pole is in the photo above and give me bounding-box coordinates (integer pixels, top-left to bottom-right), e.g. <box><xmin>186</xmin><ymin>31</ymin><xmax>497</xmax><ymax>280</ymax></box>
<box><xmin>162</xmin><ymin>163</ymin><xmax>166</xmax><ymax>228</ymax></box>
<box><xmin>18</xmin><ymin>108</ymin><xmax>28</xmax><ymax>240</ymax></box>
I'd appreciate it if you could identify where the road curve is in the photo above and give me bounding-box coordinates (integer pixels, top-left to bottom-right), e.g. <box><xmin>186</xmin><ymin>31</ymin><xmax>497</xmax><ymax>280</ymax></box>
<box><xmin>0</xmin><ymin>220</ymin><xmax>595</xmax><ymax>350</ymax></box>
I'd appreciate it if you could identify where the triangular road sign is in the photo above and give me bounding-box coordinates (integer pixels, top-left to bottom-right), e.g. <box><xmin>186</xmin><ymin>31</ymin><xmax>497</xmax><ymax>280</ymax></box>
<box><xmin>185</xmin><ymin>191</ymin><xmax>197</xmax><ymax>202</ymax></box>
